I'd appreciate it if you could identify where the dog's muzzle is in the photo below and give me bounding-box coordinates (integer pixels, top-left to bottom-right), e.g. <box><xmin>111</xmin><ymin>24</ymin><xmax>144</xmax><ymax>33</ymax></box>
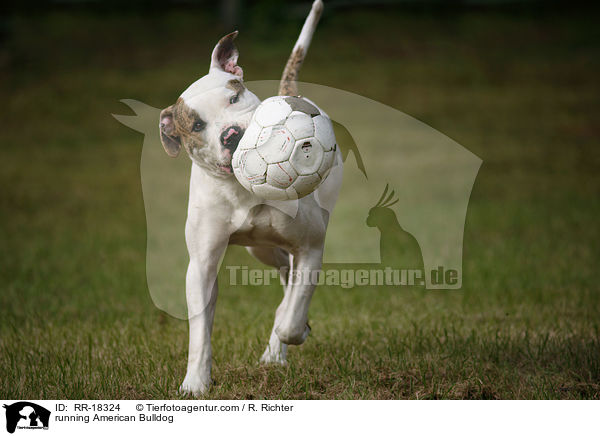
<box><xmin>220</xmin><ymin>125</ymin><xmax>244</xmax><ymax>153</ymax></box>
<box><xmin>218</xmin><ymin>125</ymin><xmax>244</xmax><ymax>174</ymax></box>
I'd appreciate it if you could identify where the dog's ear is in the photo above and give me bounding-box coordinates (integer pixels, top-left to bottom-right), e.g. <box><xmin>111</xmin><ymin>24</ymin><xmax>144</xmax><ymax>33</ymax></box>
<box><xmin>159</xmin><ymin>106</ymin><xmax>181</xmax><ymax>157</ymax></box>
<box><xmin>210</xmin><ymin>31</ymin><xmax>243</xmax><ymax>78</ymax></box>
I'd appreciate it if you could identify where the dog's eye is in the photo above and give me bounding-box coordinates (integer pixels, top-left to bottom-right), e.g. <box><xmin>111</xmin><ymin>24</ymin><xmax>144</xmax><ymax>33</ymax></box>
<box><xmin>229</xmin><ymin>94</ymin><xmax>240</xmax><ymax>104</ymax></box>
<box><xmin>192</xmin><ymin>120</ymin><xmax>206</xmax><ymax>132</ymax></box>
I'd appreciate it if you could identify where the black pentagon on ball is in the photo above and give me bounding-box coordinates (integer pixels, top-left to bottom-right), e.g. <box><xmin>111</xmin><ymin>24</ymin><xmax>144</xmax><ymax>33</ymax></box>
<box><xmin>284</xmin><ymin>97</ymin><xmax>320</xmax><ymax>117</ymax></box>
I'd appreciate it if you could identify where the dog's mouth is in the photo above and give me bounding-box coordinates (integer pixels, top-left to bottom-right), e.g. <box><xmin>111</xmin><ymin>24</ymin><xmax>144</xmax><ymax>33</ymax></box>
<box><xmin>218</xmin><ymin>148</ymin><xmax>235</xmax><ymax>174</ymax></box>
<box><xmin>217</xmin><ymin>163</ymin><xmax>233</xmax><ymax>174</ymax></box>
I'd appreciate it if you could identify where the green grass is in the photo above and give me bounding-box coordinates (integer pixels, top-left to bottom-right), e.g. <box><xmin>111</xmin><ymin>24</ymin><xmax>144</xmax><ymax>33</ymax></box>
<box><xmin>1</xmin><ymin>6</ymin><xmax>599</xmax><ymax>399</ymax></box>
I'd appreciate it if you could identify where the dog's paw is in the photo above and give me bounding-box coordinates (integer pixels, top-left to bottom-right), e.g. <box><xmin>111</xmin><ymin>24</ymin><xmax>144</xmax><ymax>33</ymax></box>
<box><xmin>179</xmin><ymin>374</ymin><xmax>211</xmax><ymax>397</ymax></box>
<box><xmin>259</xmin><ymin>350</ymin><xmax>288</xmax><ymax>366</ymax></box>
<box><xmin>275</xmin><ymin>322</ymin><xmax>311</xmax><ymax>345</ymax></box>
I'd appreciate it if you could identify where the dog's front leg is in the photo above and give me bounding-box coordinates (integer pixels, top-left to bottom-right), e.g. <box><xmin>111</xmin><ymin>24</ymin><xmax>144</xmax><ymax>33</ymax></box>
<box><xmin>179</xmin><ymin>217</ymin><xmax>229</xmax><ymax>396</ymax></box>
<box><xmin>180</xmin><ymin>269</ymin><xmax>218</xmax><ymax>396</ymax></box>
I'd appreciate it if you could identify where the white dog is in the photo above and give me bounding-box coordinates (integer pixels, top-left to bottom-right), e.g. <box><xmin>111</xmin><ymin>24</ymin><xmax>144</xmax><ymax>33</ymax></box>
<box><xmin>158</xmin><ymin>0</ymin><xmax>342</xmax><ymax>395</ymax></box>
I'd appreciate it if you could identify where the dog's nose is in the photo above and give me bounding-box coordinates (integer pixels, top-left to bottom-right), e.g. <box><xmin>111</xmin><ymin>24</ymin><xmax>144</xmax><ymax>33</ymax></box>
<box><xmin>220</xmin><ymin>125</ymin><xmax>243</xmax><ymax>152</ymax></box>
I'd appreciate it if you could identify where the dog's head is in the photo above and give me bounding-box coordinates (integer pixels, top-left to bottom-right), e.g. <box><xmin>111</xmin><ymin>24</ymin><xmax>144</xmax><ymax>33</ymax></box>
<box><xmin>159</xmin><ymin>31</ymin><xmax>261</xmax><ymax>176</ymax></box>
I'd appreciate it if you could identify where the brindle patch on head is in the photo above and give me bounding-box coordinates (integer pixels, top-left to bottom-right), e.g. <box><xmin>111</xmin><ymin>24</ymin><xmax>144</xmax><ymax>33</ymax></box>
<box><xmin>226</xmin><ymin>79</ymin><xmax>245</xmax><ymax>95</ymax></box>
<box><xmin>172</xmin><ymin>98</ymin><xmax>201</xmax><ymax>133</ymax></box>
<box><xmin>171</xmin><ymin>98</ymin><xmax>206</xmax><ymax>155</ymax></box>
<box><xmin>284</xmin><ymin>96</ymin><xmax>320</xmax><ymax>117</ymax></box>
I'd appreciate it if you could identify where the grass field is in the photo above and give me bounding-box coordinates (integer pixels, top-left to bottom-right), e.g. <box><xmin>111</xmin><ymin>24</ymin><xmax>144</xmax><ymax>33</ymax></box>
<box><xmin>1</xmin><ymin>4</ymin><xmax>599</xmax><ymax>399</ymax></box>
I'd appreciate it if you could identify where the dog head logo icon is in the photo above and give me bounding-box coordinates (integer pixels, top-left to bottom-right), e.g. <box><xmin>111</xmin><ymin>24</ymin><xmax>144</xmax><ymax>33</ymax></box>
<box><xmin>3</xmin><ymin>402</ymin><xmax>50</xmax><ymax>434</ymax></box>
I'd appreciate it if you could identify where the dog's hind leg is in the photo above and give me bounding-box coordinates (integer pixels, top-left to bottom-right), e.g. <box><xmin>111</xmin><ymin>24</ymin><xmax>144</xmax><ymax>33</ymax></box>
<box><xmin>274</xmin><ymin>246</ymin><xmax>323</xmax><ymax>346</ymax></box>
<box><xmin>246</xmin><ymin>246</ymin><xmax>292</xmax><ymax>364</ymax></box>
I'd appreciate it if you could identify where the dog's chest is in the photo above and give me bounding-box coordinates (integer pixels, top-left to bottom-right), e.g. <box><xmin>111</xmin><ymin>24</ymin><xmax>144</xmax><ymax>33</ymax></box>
<box><xmin>229</xmin><ymin>204</ymin><xmax>298</xmax><ymax>250</ymax></box>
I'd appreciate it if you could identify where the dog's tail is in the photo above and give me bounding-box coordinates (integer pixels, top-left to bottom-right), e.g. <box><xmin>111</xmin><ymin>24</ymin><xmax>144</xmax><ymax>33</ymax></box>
<box><xmin>279</xmin><ymin>0</ymin><xmax>324</xmax><ymax>97</ymax></box>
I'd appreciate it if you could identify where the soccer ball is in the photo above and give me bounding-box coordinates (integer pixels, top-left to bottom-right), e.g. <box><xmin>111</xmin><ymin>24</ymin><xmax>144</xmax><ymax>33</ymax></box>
<box><xmin>232</xmin><ymin>96</ymin><xmax>337</xmax><ymax>200</ymax></box>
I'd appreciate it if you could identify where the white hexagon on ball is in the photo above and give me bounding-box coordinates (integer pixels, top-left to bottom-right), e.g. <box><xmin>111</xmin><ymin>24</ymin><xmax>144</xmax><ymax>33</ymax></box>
<box><xmin>252</xmin><ymin>183</ymin><xmax>289</xmax><ymax>201</ymax></box>
<box><xmin>291</xmin><ymin>174</ymin><xmax>322</xmax><ymax>198</ymax></box>
<box><xmin>257</xmin><ymin>126</ymin><xmax>295</xmax><ymax>164</ymax></box>
<box><xmin>233</xmin><ymin>148</ymin><xmax>267</xmax><ymax>186</ymax></box>
<box><xmin>312</xmin><ymin>115</ymin><xmax>336</xmax><ymax>151</ymax></box>
<box><xmin>254</xmin><ymin>98</ymin><xmax>292</xmax><ymax>127</ymax></box>
<box><xmin>289</xmin><ymin>137</ymin><xmax>324</xmax><ymax>176</ymax></box>
<box><xmin>285</xmin><ymin>111</ymin><xmax>314</xmax><ymax>140</ymax></box>
<box><xmin>267</xmin><ymin>161</ymin><xmax>297</xmax><ymax>189</ymax></box>
<box><xmin>318</xmin><ymin>150</ymin><xmax>335</xmax><ymax>179</ymax></box>
<box><xmin>237</xmin><ymin>121</ymin><xmax>262</xmax><ymax>151</ymax></box>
